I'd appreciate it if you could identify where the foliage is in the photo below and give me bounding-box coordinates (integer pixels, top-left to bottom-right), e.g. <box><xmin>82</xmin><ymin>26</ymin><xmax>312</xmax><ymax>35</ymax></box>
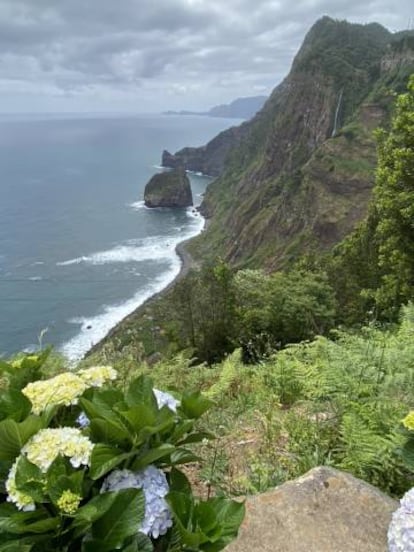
<box><xmin>373</xmin><ymin>75</ymin><xmax>414</xmax><ymax>316</ymax></box>
<box><xmin>0</xmin><ymin>352</ymin><xmax>244</xmax><ymax>551</ymax></box>
<box><xmin>234</xmin><ymin>268</ymin><xmax>336</xmax><ymax>361</ymax></box>
<box><xmin>327</xmin><ymin>74</ymin><xmax>414</xmax><ymax>324</ymax></box>
<box><xmin>136</xmin><ymin>305</ymin><xmax>414</xmax><ymax>498</ymax></box>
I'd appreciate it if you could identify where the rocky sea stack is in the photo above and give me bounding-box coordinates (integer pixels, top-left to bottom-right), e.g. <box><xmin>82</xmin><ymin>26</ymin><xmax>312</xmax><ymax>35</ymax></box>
<box><xmin>144</xmin><ymin>168</ymin><xmax>193</xmax><ymax>208</ymax></box>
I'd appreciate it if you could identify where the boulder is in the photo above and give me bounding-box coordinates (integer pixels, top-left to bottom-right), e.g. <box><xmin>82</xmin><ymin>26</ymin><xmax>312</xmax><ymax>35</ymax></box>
<box><xmin>225</xmin><ymin>466</ymin><xmax>397</xmax><ymax>552</ymax></box>
<box><xmin>144</xmin><ymin>168</ymin><xmax>193</xmax><ymax>208</ymax></box>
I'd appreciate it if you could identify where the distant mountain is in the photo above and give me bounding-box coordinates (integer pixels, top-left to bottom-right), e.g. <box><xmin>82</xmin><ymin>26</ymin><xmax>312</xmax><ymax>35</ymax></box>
<box><xmin>207</xmin><ymin>96</ymin><xmax>267</xmax><ymax>118</ymax></box>
<box><xmin>163</xmin><ymin>95</ymin><xmax>268</xmax><ymax>120</ymax></box>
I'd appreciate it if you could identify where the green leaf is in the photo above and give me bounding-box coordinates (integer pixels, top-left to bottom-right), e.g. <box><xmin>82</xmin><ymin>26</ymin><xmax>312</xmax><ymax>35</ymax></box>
<box><xmin>119</xmin><ymin>405</ymin><xmax>157</xmax><ymax>434</ymax></box>
<box><xmin>91</xmin><ymin>489</ymin><xmax>145</xmax><ymax>549</ymax></box>
<box><xmin>0</xmin><ymin>417</ymin><xmax>44</xmax><ymax>462</ymax></box>
<box><xmin>89</xmin><ymin>418</ymin><xmax>131</xmax><ymax>447</ymax></box>
<box><xmin>123</xmin><ymin>534</ymin><xmax>154</xmax><ymax>552</ymax></box>
<box><xmin>170</xmin><ymin>448</ymin><xmax>200</xmax><ymax>465</ymax></box>
<box><xmin>0</xmin><ymin>390</ymin><xmax>32</xmax><ymax>422</ymax></box>
<box><xmin>177</xmin><ymin>431</ymin><xmax>215</xmax><ymax>446</ymax></box>
<box><xmin>125</xmin><ymin>376</ymin><xmax>158</xmax><ymax>410</ymax></box>
<box><xmin>402</xmin><ymin>439</ymin><xmax>414</xmax><ymax>470</ymax></box>
<box><xmin>167</xmin><ymin>491</ymin><xmax>201</xmax><ymax>548</ymax></box>
<box><xmin>169</xmin><ymin>468</ymin><xmax>192</xmax><ymax>494</ymax></box>
<box><xmin>74</xmin><ymin>492</ymin><xmax>118</xmax><ymax>525</ymax></box>
<box><xmin>132</xmin><ymin>444</ymin><xmax>175</xmax><ymax>471</ymax></box>
<box><xmin>15</xmin><ymin>456</ymin><xmax>45</xmax><ymax>503</ymax></box>
<box><xmin>180</xmin><ymin>392</ymin><xmax>213</xmax><ymax>419</ymax></box>
<box><xmin>89</xmin><ymin>444</ymin><xmax>133</xmax><ymax>480</ymax></box>
<box><xmin>170</xmin><ymin>420</ymin><xmax>194</xmax><ymax>442</ymax></box>
<box><xmin>207</xmin><ymin>498</ymin><xmax>245</xmax><ymax>540</ymax></box>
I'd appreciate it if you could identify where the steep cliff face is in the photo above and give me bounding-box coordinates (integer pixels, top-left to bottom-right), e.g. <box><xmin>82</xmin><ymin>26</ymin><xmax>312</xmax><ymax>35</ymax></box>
<box><xmin>184</xmin><ymin>18</ymin><xmax>414</xmax><ymax>268</ymax></box>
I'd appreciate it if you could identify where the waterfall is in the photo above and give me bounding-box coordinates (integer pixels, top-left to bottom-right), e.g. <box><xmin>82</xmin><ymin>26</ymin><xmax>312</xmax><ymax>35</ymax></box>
<box><xmin>331</xmin><ymin>89</ymin><xmax>343</xmax><ymax>138</ymax></box>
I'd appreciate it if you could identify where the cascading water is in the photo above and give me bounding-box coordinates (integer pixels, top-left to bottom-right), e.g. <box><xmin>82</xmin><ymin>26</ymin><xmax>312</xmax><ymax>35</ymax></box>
<box><xmin>331</xmin><ymin>89</ymin><xmax>344</xmax><ymax>138</ymax></box>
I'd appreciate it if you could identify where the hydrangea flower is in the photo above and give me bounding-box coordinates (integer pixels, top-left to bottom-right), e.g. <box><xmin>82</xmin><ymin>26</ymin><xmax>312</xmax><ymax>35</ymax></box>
<box><xmin>56</xmin><ymin>489</ymin><xmax>82</xmax><ymax>515</ymax></box>
<box><xmin>22</xmin><ymin>366</ymin><xmax>117</xmax><ymax>415</ymax></box>
<box><xmin>153</xmin><ymin>389</ymin><xmax>180</xmax><ymax>413</ymax></box>
<box><xmin>22</xmin><ymin>427</ymin><xmax>94</xmax><ymax>472</ymax></box>
<box><xmin>76</xmin><ymin>411</ymin><xmax>90</xmax><ymax>428</ymax></box>
<box><xmin>388</xmin><ymin>487</ymin><xmax>414</xmax><ymax>551</ymax></box>
<box><xmin>101</xmin><ymin>466</ymin><xmax>173</xmax><ymax>539</ymax></box>
<box><xmin>77</xmin><ymin>365</ymin><xmax>117</xmax><ymax>387</ymax></box>
<box><xmin>402</xmin><ymin>412</ymin><xmax>414</xmax><ymax>431</ymax></box>
<box><xmin>5</xmin><ymin>459</ymin><xmax>35</xmax><ymax>511</ymax></box>
<box><xmin>22</xmin><ymin>373</ymin><xmax>87</xmax><ymax>415</ymax></box>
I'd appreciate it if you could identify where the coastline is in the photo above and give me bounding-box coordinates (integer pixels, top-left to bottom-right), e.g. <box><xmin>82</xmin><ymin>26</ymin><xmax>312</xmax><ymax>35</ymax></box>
<box><xmin>84</xmin><ymin>222</ymin><xmax>203</xmax><ymax>359</ymax></box>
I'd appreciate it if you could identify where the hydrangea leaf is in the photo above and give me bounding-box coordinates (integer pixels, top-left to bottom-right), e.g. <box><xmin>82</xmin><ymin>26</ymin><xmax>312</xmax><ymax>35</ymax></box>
<box><xmin>180</xmin><ymin>392</ymin><xmax>213</xmax><ymax>420</ymax></box>
<box><xmin>89</xmin><ymin>445</ymin><xmax>133</xmax><ymax>480</ymax></box>
<box><xmin>125</xmin><ymin>376</ymin><xmax>158</xmax><ymax>411</ymax></box>
<box><xmin>0</xmin><ymin>417</ymin><xmax>44</xmax><ymax>462</ymax></box>
<box><xmin>91</xmin><ymin>488</ymin><xmax>145</xmax><ymax>549</ymax></box>
<box><xmin>131</xmin><ymin>444</ymin><xmax>176</xmax><ymax>471</ymax></box>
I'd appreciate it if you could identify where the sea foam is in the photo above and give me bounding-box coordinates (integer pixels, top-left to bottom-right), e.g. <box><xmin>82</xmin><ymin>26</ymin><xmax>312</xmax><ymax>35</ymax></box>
<box><xmin>59</xmin><ymin>207</ymin><xmax>204</xmax><ymax>362</ymax></box>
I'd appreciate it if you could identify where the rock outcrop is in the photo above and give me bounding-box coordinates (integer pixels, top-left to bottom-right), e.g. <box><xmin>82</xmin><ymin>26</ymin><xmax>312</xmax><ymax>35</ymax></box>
<box><xmin>226</xmin><ymin>466</ymin><xmax>397</xmax><ymax>552</ymax></box>
<box><xmin>161</xmin><ymin>123</ymin><xmax>251</xmax><ymax>177</ymax></box>
<box><xmin>144</xmin><ymin>168</ymin><xmax>193</xmax><ymax>208</ymax></box>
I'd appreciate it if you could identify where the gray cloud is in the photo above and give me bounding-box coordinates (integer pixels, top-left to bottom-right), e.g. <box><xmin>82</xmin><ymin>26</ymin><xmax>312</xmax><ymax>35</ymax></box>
<box><xmin>0</xmin><ymin>0</ymin><xmax>412</xmax><ymax>111</ymax></box>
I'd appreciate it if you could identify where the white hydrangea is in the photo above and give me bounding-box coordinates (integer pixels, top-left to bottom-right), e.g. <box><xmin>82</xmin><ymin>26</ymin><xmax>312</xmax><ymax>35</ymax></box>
<box><xmin>388</xmin><ymin>487</ymin><xmax>414</xmax><ymax>551</ymax></box>
<box><xmin>22</xmin><ymin>373</ymin><xmax>87</xmax><ymax>415</ymax></box>
<box><xmin>22</xmin><ymin>366</ymin><xmax>117</xmax><ymax>415</ymax></box>
<box><xmin>101</xmin><ymin>466</ymin><xmax>173</xmax><ymax>539</ymax></box>
<box><xmin>5</xmin><ymin>459</ymin><xmax>35</xmax><ymax>511</ymax></box>
<box><xmin>77</xmin><ymin>366</ymin><xmax>117</xmax><ymax>387</ymax></box>
<box><xmin>22</xmin><ymin>427</ymin><xmax>94</xmax><ymax>472</ymax></box>
<box><xmin>153</xmin><ymin>389</ymin><xmax>180</xmax><ymax>413</ymax></box>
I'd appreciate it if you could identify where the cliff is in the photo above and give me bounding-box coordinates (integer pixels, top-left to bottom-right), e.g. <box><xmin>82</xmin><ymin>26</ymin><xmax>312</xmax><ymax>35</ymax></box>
<box><xmin>144</xmin><ymin>168</ymin><xmax>193</xmax><ymax>208</ymax></box>
<box><xmin>165</xmin><ymin>18</ymin><xmax>414</xmax><ymax>269</ymax></box>
<box><xmin>162</xmin><ymin>123</ymin><xmax>250</xmax><ymax>177</ymax></box>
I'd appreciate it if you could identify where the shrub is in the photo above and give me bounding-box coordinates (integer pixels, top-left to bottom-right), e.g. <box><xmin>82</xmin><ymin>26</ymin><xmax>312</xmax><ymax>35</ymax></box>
<box><xmin>0</xmin><ymin>352</ymin><xmax>244</xmax><ymax>552</ymax></box>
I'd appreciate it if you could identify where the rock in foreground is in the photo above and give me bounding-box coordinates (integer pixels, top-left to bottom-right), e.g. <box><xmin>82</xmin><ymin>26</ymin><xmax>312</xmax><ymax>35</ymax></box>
<box><xmin>226</xmin><ymin>466</ymin><xmax>397</xmax><ymax>552</ymax></box>
<box><xmin>144</xmin><ymin>168</ymin><xmax>193</xmax><ymax>208</ymax></box>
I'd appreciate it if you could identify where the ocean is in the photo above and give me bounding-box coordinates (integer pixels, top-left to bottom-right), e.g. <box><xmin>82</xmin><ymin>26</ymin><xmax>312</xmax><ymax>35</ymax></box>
<box><xmin>0</xmin><ymin>113</ymin><xmax>236</xmax><ymax>361</ymax></box>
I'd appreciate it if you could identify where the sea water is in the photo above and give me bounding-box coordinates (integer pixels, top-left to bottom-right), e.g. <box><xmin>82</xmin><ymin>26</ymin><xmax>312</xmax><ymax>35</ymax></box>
<box><xmin>0</xmin><ymin>113</ymin><xmax>237</xmax><ymax>360</ymax></box>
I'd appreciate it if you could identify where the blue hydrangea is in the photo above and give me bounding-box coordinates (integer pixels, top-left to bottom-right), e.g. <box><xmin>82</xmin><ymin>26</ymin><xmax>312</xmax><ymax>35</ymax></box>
<box><xmin>76</xmin><ymin>412</ymin><xmax>90</xmax><ymax>428</ymax></box>
<box><xmin>153</xmin><ymin>389</ymin><xmax>180</xmax><ymax>413</ymax></box>
<box><xmin>388</xmin><ymin>487</ymin><xmax>414</xmax><ymax>551</ymax></box>
<box><xmin>101</xmin><ymin>466</ymin><xmax>173</xmax><ymax>539</ymax></box>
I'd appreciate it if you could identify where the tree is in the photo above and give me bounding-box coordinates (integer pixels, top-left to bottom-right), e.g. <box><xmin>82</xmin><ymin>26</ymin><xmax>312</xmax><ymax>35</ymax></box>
<box><xmin>374</xmin><ymin>74</ymin><xmax>414</xmax><ymax>316</ymax></box>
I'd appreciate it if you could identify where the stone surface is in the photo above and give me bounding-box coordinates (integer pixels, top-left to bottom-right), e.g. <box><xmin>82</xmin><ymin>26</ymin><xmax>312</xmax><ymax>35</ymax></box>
<box><xmin>226</xmin><ymin>466</ymin><xmax>398</xmax><ymax>552</ymax></box>
<box><xmin>144</xmin><ymin>168</ymin><xmax>193</xmax><ymax>208</ymax></box>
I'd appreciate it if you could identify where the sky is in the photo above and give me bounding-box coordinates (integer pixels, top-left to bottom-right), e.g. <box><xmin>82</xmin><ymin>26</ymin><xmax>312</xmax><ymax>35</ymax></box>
<box><xmin>0</xmin><ymin>0</ymin><xmax>412</xmax><ymax>113</ymax></box>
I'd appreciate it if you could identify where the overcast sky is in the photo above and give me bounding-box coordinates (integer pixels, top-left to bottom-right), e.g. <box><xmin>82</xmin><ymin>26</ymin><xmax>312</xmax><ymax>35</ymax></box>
<box><xmin>0</xmin><ymin>0</ymin><xmax>412</xmax><ymax>113</ymax></box>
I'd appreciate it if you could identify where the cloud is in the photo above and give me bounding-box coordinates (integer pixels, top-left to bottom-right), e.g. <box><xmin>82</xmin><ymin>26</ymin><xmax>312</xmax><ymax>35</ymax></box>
<box><xmin>0</xmin><ymin>0</ymin><xmax>412</xmax><ymax>111</ymax></box>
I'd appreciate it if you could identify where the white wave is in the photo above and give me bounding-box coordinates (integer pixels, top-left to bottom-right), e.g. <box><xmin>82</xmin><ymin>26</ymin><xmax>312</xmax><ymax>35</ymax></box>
<box><xmin>28</xmin><ymin>276</ymin><xmax>42</xmax><ymax>281</ymax></box>
<box><xmin>60</xmin><ymin>264</ymin><xmax>180</xmax><ymax>363</ymax></box>
<box><xmin>59</xmin><ymin>210</ymin><xmax>205</xmax><ymax>362</ymax></box>
<box><xmin>32</xmin><ymin>261</ymin><xmax>44</xmax><ymax>266</ymax></box>
<box><xmin>57</xmin><ymin>211</ymin><xmax>204</xmax><ymax>268</ymax></box>
<box><xmin>128</xmin><ymin>200</ymin><xmax>147</xmax><ymax>211</ymax></box>
<box><xmin>153</xmin><ymin>165</ymin><xmax>166</xmax><ymax>170</ymax></box>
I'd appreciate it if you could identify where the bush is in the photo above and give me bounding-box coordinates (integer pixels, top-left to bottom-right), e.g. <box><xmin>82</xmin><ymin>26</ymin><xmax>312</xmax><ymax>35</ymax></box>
<box><xmin>0</xmin><ymin>351</ymin><xmax>244</xmax><ymax>551</ymax></box>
